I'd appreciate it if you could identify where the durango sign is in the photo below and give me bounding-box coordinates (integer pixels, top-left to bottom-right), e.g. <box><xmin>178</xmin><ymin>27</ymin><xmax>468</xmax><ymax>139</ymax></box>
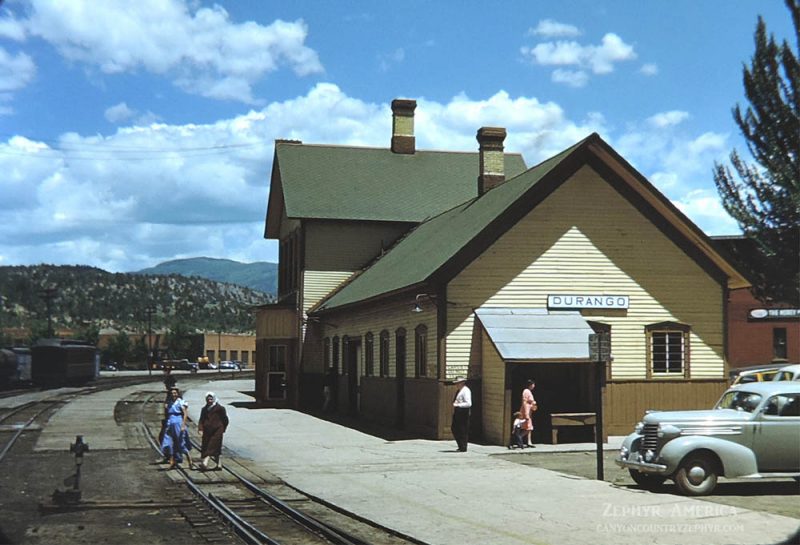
<box><xmin>547</xmin><ymin>294</ymin><xmax>629</xmax><ymax>310</ymax></box>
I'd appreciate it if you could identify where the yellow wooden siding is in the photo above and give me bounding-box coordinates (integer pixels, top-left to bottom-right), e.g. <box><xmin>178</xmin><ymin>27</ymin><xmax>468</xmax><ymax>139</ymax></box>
<box><xmin>320</xmin><ymin>298</ymin><xmax>437</xmax><ymax>379</ymax></box>
<box><xmin>481</xmin><ymin>330</ymin><xmax>507</xmax><ymax>444</ymax></box>
<box><xmin>447</xmin><ymin>165</ymin><xmax>724</xmax><ymax>380</ymax></box>
<box><xmin>255</xmin><ymin>308</ymin><xmax>298</xmax><ymax>339</ymax></box>
<box><xmin>302</xmin><ymin>270</ymin><xmax>353</xmax><ymax>317</ymax></box>
<box><xmin>304</xmin><ymin>221</ymin><xmax>408</xmax><ymax>271</ymax></box>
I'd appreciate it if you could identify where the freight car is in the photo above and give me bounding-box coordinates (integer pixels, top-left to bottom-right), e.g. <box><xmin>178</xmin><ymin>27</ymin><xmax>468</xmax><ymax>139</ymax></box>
<box><xmin>31</xmin><ymin>339</ymin><xmax>98</xmax><ymax>387</ymax></box>
<box><xmin>0</xmin><ymin>348</ymin><xmax>16</xmax><ymax>387</ymax></box>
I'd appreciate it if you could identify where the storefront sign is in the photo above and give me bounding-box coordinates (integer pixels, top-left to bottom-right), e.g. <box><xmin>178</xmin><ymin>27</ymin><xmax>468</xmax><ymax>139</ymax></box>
<box><xmin>749</xmin><ymin>308</ymin><xmax>800</xmax><ymax>320</ymax></box>
<box><xmin>548</xmin><ymin>294</ymin><xmax>629</xmax><ymax>310</ymax></box>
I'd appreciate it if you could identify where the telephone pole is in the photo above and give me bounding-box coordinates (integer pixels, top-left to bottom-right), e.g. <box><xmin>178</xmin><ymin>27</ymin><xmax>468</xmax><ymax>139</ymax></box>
<box><xmin>145</xmin><ymin>306</ymin><xmax>155</xmax><ymax>376</ymax></box>
<box><xmin>40</xmin><ymin>287</ymin><xmax>57</xmax><ymax>338</ymax></box>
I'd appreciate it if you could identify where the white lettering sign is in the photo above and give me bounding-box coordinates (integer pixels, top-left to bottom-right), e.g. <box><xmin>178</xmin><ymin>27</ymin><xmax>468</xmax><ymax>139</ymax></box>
<box><xmin>547</xmin><ymin>294</ymin><xmax>629</xmax><ymax>310</ymax></box>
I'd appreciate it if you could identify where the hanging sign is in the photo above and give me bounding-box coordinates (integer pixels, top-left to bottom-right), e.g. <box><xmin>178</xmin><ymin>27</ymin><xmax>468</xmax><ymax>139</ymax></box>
<box><xmin>548</xmin><ymin>294</ymin><xmax>629</xmax><ymax>310</ymax></box>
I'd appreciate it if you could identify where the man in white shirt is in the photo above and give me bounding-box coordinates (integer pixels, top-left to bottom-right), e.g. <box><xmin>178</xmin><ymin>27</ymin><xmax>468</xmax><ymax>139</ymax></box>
<box><xmin>451</xmin><ymin>376</ymin><xmax>472</xmax><ymax>452</ymax></box>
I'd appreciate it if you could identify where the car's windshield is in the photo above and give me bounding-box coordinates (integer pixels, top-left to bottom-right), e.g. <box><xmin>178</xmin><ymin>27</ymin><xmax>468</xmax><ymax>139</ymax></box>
<box><xmin>716</xmin><ymin>390</ymin><xmax>763</xmax><ymax>412</ymax></box>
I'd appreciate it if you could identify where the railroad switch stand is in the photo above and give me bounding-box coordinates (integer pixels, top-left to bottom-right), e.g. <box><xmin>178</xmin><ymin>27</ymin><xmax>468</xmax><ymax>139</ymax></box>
<box><xmin>52</xmin><ymin>435</ymin><xmax>90</xmax><ymax>505</ymax></box>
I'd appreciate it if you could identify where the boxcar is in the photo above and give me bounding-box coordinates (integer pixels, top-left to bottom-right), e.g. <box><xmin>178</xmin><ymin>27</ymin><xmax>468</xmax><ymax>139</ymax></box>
<box><xmin>0</xmin><ymin>348</ymin><xmax>16</xmax><ymax>387</ymax></box>
<box><xmin>31</xmin><ymin>339</ymin><xmax>98</xmax><ymax>387</ymax></box>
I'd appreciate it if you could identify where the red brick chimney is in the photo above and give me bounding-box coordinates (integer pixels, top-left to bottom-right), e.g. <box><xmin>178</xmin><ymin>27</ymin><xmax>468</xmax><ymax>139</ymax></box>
<box><xmin>391</xmin><ymin>99</ymin><xmax>416</xmax><ymax>154</ymax></box>
<box><xmin>477</xmin><ymin>127</ymin><xmax>506</xmax><ymax>194</ymax></box>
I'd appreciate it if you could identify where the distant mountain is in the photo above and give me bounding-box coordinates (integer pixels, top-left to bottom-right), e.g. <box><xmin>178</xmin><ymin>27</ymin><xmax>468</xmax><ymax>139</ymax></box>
<box><xmin>134</xmin><ymin>257</ymin><xmax>277</xmax><ymax>296</ymax></box>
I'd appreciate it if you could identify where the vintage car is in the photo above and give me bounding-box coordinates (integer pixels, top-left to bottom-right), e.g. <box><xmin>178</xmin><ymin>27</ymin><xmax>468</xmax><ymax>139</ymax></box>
<box><xmin>773</xmin><ymin>364</ymin><xmax>800</xmax><ymax>382</ymax></box>
<box><xmin>616</xmin><ymin>381</ymin><xmax>800</xmax><ymax>496</ymax></box>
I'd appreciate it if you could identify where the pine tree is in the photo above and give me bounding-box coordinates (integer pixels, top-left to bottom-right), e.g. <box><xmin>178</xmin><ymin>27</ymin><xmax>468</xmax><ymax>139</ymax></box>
<box><xmin>713</xmin><ymin>0</ymin><xmax>800</xmax><ymax>305</ymax></box>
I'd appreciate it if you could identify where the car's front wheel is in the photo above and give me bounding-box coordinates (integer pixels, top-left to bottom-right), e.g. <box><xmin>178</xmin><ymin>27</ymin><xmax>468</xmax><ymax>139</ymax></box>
<box><xmin>673</xmin><ymin>452</ymin><xmax>719</xmax><ymax>496</ymax></box>
<box><xmin>628</xmin><ymin>469</ymin><xmax>666</xmax><ymax>490</ymax></box>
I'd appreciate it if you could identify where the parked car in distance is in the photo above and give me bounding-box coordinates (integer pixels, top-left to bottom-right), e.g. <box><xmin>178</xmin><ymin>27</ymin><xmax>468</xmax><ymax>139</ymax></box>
<box><xmin>729</xmin><ymin>363</ymin><xmax>784</xmax><ymax>385</ymax></box>
<box><xmin>100</xmin><ymin>362</ymin><xmax>118</xmax><ymax>372</ymax></box>
<box><xmin>773</xmin><ymin>364</ymin><xmax>800</xmax><ymax>382</ymax></box>
<box><xmin>218</xmin><ymin>360</ymin><xmax>240</xmax><ymax>370</ymax></box>
<box><xmin>616</xmin><ymin>381</ymin><xmax>800</xmax><ymax>496</ymax></box>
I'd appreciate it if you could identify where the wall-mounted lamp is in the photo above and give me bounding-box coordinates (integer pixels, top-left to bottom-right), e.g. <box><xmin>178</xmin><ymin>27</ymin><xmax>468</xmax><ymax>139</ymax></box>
<box><xmin>412</xmin><ymin>293</ymin><xmax>433</xmax><ymax>313</ymax></box>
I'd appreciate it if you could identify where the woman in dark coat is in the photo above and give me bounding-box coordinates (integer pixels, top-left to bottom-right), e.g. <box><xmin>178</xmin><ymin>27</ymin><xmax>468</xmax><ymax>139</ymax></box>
<box><xmin>198</xmin><ymin>392</ymin><xmax>228</xmax><ymax>471</ymax></box>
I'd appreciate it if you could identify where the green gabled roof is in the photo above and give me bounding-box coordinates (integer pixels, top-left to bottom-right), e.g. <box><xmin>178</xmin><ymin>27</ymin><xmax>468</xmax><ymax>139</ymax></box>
<box><xmin>312</xmin><ymin>136</ymin><xmax>590</xmax><ymax>313</ymax></box>
<box><xmin>276</xmin><ymin>143</ymin><xmax>527</xmax><ymax>223</ymax></box>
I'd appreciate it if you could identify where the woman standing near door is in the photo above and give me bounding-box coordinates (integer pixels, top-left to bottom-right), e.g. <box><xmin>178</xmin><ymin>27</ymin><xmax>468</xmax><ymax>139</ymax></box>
<box><xmin>519</xmin><ymin>379</ymin><xmax>537</xmax><ymax>447</ymax></box>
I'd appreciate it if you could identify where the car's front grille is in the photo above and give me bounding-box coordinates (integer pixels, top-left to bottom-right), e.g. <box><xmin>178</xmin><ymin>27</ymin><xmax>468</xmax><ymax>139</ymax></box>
<box><xmin>640</xmin><ymin>424</ymin><xmax>659</xmax><ymax>451</ymax></box>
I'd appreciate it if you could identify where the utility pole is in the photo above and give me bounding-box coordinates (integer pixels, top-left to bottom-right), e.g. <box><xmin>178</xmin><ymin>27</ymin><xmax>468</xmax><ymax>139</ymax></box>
<box><xmin>40</xmin><ymin>287</ymin><xmax>57</xmax><ymax>338</ymax></box>
<box><xmin>145</xmin><ymin>306</ymin><xmax>155</xmax><ymax>376</ymax></box>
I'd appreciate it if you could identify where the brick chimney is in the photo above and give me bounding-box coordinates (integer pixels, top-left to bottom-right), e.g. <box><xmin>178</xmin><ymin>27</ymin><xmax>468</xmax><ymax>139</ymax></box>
<box><xmin>477</xmin><ymin>127</ymin><xmax>506</xmax><ymax>194</ymax></box>
<box><xmin>391</xmin><ymin>99</ymin><xmax>416</xmax><ymax>154</ymax></box>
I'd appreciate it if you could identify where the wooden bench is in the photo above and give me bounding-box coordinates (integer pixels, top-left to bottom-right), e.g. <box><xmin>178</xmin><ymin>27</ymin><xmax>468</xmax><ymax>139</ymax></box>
<box><xmin>550</xmin><ymin>412</ymin><xmax>596</xmax><ymax>444</ymax></box>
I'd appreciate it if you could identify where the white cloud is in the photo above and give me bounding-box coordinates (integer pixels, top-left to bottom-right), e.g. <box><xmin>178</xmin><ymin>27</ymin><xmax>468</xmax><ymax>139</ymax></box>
<box><xmin>104</xmin><ymin>102</ymin><xmax>136</xmax><ymax>123</ymax></box>
<box><xmin>19</xmin><ymin>0</ymin><xmax>323</xmax><ymax>103</ymax></box>
<box><xmin>379</xmin><ymin>48</ymin><xmax>405</xmax><ymax>72</ymax></box>
<box><xmin>552</xmin><ymin>69</ymin><xmax>589</xmax><ymax>88</ymax></box>
<box><xmin>529</xmin><ymin>19</ymin><xmax>581</xmax><ymax>38</ymax></box>
<box><xmin>647</xmin><ymin>110</ymin><xmax>689</xmax><ymax>128</ymax></box>
<box><xmin>0</xmin><ymin>13</ymin><xmax>27</xmax><ymax>41</ymax></box>
<box><xmin>640</xmin><ymin>63</ymin><xmax>658</xmax><ymax>76</ymax></box>
<box><xmin>521</xmin><ymin>32</ymin><xmax>636</xmax><ymax>85</ymax></box>
<box><xmin>0</xmin><ymin>47</ymin><xmax>36</xmax><ymax>93</ymax></box>
<box><xmin>673</xmin><ymin>189</ymin><xmax>740</xmax><ymax>235</ymax></box>
<box><xmin>0</xmin><ymin>84</ymin><xmax>739</xmax><ymax>270</ymax></box>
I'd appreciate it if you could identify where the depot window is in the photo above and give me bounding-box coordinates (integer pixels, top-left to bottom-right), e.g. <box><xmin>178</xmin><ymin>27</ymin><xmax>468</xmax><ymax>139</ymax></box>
<box><xmin>415</xmin><ymin>324</ymin><xmax>427</xmax><ymax>377</ymax></box>
<box><xmin>365</xmin><ymin>332</ymin><xmax>375</xmax><ymax>376</ymax></box>
<box><xmin>646</xmin><ymin>322</ymin><xmax>690</xmax><ymax>378</ymax></box>
<box><xmin>379</xmin><ymin>330</ymin><xmax>390</xmax><ymax>377</ymax></box>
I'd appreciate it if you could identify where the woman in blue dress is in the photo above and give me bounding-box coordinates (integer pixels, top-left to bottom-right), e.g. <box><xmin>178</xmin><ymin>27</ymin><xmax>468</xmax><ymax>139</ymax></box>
<box><xmin>161</xmin><ymin>387</ymin><xmax>193</xmax><ymax>469</ymax></box>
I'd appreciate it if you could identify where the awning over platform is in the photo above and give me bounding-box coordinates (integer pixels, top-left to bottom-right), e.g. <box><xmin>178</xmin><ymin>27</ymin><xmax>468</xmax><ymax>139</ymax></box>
<box><xmin>474</xmin><ymin>308</ymin><xmax>595</xmax><ymax>361</ymax></box>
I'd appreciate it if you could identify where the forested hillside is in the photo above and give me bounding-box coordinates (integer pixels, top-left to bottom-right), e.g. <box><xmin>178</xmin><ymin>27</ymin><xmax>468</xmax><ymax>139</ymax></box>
<box><xmin>0</xmin><ymin>264</ymin><xmax>272</xmax><ymax>335</ymax></box>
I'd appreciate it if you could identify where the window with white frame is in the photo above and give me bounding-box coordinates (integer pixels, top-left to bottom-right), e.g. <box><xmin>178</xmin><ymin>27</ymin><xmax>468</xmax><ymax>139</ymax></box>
<box><xmin>646</xmin><ymin>322</ymin><xmax>690</xmax><ymax>377</ymax></box>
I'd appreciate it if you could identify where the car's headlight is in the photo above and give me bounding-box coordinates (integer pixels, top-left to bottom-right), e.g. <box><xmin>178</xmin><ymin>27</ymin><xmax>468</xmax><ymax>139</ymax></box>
<box><xmin>634</xmin><ymin>421</ymin><xmax>645</xmax><ymax>434</ymax></box>
<box><xmin>619</xmin><ymin>445</ymin><xmax>629</xmax><ymax>459</ymax></box>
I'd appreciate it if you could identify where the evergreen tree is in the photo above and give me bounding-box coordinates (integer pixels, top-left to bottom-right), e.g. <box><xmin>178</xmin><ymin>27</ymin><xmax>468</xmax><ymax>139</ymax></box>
<box><xmin>105</xmin><ymin>331</ymin><xmax>132</xmax><ymax>365</ymax></box>
<box><xmin>713</xmin><ymin>0</ymin><xmax>800</xmax><ymax>305</ymax></box>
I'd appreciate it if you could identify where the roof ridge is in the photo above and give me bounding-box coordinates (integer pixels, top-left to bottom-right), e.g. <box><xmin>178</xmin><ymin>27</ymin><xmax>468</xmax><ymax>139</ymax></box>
<box><xmin>276</xmin><ymin>140</ymin><xmax>524</xmax><ymax>157</ymax></box>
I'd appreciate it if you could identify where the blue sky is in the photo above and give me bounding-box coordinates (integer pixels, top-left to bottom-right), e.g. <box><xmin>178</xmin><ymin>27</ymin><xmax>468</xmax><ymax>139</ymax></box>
<box><xmin>0</xmin><ymin>0</ymin><xmax>794</xmax><ymax>272</ymax></box>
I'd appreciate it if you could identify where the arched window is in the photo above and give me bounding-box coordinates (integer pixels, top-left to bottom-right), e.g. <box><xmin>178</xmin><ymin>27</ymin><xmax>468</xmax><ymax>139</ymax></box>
<box><xmin>332</xmin><ymin>336</ymin><xmax>340</xmax><ymax>375</ymax></box>
<box><xmin>379</xmin><ymin>330</ymin><xmax>390</xmax><ymax>377</ymax></box>
<box><xmin>395</xmin><ymin>328</ymin><xmax>407</xmax><ymax>380</ymax></box>
<box><xmin>415</xmin><ymin>324</ymin><xmax>428</xmax><ymax>377</ymax></box>
<box><xmin>645</xmin><ymin>322</ymin><xmax>690</xmax><ymax>378</ymax></box>
<box><xmin>365</xmin><ymin>332</ymin><xmax>375</xmax><ymax>376</ymax></box>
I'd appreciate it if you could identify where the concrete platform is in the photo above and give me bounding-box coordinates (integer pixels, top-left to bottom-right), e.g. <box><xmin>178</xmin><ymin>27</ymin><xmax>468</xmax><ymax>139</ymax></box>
<box><xmin>26</xmin><ymin>379</ymin><xmax>800</xmax><ymax>544</ymax></box>
<box><xmin>182</xmin><ymin>379</ymin><xmax>800</xmax><ymax>545</ymax></box>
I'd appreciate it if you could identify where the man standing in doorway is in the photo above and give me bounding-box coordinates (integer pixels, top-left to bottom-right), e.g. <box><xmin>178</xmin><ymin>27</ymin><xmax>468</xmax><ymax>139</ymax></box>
<box><xmin>451</xmin><ymin>376</ymin><xmax>472</xmax><ymax>452</ymax></box>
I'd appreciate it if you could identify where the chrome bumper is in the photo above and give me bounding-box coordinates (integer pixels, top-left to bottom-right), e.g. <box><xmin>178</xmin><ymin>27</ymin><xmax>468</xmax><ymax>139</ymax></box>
<box><xmin>615</xmin><ymin>452</ymin><xmax>668</xmax><ymax>474</ymax></box>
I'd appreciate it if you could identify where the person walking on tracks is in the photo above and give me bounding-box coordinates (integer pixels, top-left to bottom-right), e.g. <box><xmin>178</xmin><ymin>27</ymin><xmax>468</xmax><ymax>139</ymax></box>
<box><xmin>161</xmin><ymin>387</ymin><xmax>192</xmax><ymax>469</ymax></box>
<box><xmin>157</xmin><ymin>367</ymin><xmax>178</xmax><ymax>461</ymax></box>
<box><xmin>198</xmin><ymin>392</ymin><xmax>229</xmax><ymax>471</ymax></box>
<box><xmin>451</xmin><ymin>376</ymin><xmax>472</xmax><ymax>452</ymax></box>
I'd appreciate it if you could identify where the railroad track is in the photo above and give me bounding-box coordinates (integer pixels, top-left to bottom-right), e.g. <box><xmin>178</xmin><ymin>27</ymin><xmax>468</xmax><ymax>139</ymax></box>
<box><xmin>139</xmin><ymin>392</ymin><xmax>423</xmax><ymax>545</ymax></box>
<box><xmin>0</xmin><ymin>391</ymin><xmax>84</xmax><ymax>463</ymax></box>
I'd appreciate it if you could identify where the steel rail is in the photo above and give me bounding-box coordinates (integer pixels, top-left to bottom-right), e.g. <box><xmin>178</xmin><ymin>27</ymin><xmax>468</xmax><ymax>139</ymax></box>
<box><xmin>140</xmin><ymin>393</ymin><xmax>286</xmax><ymax>545</ymax></box>
<box><xmin>143</xmin><ymin>393</ymin><xmax>366</xmax><ymax>545</ymax></box>
<box><xmin>0</xmin><ymin>393</ymin><xmax>79</xmax><ymax>463</ymax></box>
<box><xmin>227</xmin><ymin>466</ymin><xmax>362</xmax><ymax>545</ymax></box>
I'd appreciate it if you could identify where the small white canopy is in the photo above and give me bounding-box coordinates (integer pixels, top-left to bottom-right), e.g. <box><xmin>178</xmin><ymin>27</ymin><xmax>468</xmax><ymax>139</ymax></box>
<box><xmin>474</xmin><ymin>308</ymin><xmax>595</xmax><ymax>361</ymax></box>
